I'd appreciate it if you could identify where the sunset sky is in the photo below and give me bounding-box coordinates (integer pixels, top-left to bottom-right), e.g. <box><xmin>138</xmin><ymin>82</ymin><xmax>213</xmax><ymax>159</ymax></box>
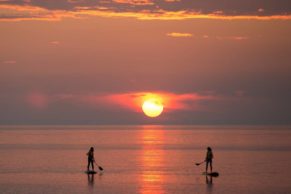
<box><xmin>0</xmin><ymin>0</ymin><xmax>291</xmax><ymax>125</ymax></box>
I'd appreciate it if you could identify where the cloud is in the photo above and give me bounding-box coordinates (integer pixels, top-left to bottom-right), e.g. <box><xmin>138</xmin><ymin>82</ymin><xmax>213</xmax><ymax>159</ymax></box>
<box><xmin>166</xmin><ymin>32</ymin><xmax>193</xmax><ymax>37</ymax></box>
<box><xmin>258</xmin><ymin>8</ymin><xmax>265</xmax><ymax>13</ymax></box>
<box><xmin>49</xmin><ymin>41</ymin><xmax>60</xmax><ymax>45</ymax></box>
<box><xmin>0</xmin><ymin>4</ymin><xmax>77</xmax><ymax>21</ymax></box>
<box><xmin>23</xmin><ymin>91</ymin><xmax>218</xmax><ymax>113</ymax></box>
<box><xmin>71</xmin><ymin>92</ymin><xmax>217</xmax><ymax>112</ymax></box>
<box><xmin>26</xmin><ymin>92</ymin><xmax>49</xmax><ymax>109</ymax></box>
<box><xmin>113</xmin><ymin>0</ymin><xmax>154</xmax><ymax>6</ymax></box>
<box><xmin>1</xmin><ymin>4</ymin><xmax>291</xmax><ymax>21</ymax></box>
<box><xmin>216</xmin><ymin>36</ymin><xmax>249</xmax><ymax>41</ymax></box>
<box><xmin>74</xmin><ymin>9</ymin><xmax>291</xmax><ymax>21</ymax></box>
<box><xmin>2</xmin><ymin>60</ymin><xmax>16</xmax><ymax>64</ymax></box>
<box><xmin>164</xmin><ymin>0</ymin><xmax>181</xmax><ymax>2</ymax></box>
<box><xmin>67</xmin><ymin>0</ymin><xmax>84</xmax><ymax>3</ymax></box>
<box><xmin>1</xmin><ymin>0</ymin><xmax>289</xmax><ymax>16</ymax></box>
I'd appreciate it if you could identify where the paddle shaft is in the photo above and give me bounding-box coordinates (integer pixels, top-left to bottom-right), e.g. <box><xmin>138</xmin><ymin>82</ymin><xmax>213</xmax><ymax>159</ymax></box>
<box><xmin>94</xmin><ymin>161</ymin><xmax>103</xmax><ymax>171</ymax></box>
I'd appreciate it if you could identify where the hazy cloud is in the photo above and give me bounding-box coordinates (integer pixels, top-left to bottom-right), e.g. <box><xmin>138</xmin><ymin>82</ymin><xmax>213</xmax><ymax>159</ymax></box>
<box><xmin>164</xmin><ymin>0</ymin><xmax>181</xmax><ymax>2</ymax></box>
<box><xmin>167</xmin><ymin>32</ymin><xmax>193</xmax><ymax>37</ymax></box>
<box><xmin>216</xmin><ymin>36</ymin><xmax>249</xmax><ymax>41</ymax></box>
<box><xmin>23</xmin><ymin>91</ymin><xmax>218</xmax><ymax>112</ymax></box>
<box><xmin>258</xmin><ymin>8</ymin><xmax>265</xmax><ymax>13</ymax></box>
<box><xmin>67</xmin><ymin>0</ymin><xmax>84</xmax><ymax>3</ymax></box>
<box><xmin>113</xmin><ymin>0</ymin><xmax>154</xmax><ymax>6</ymax></box>
<box><xmin>2</xmin><ymin>60</ymin><xmax>16</xmax><ymax>64</ymax></box>
<box><xmin>104</xmin><ymin>92</ymin><xmax>217</xmax><ymax>112</ymax></box>
<box><xmin>49</xmin><ymin>41</ymin><xmax>60</xmax><ymax>45</ymax></box>
<box><xmin>26</xmin><ymin>92</ymin><xmax>49</xmax><ymax>109</ymax></box>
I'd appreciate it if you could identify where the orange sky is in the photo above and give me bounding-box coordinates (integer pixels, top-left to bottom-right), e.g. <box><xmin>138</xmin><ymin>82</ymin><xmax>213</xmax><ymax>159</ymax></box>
<box><xmin>0</xmin><ymin>0</ymin><xmax>291</xmax><ymax>124</ymax></box>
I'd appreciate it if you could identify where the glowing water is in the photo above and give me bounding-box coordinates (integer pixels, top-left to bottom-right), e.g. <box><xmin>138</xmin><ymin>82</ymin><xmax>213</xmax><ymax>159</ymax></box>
<box><xmin>0</xmin><ymin>125</ymin><xmax>290</xmax><ymax>194</ymax></box>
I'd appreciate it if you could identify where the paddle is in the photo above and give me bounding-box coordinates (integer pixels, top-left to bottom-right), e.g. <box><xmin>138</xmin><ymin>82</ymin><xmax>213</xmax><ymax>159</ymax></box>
<box><xmin>94</xmin><ymin>161</ymin><xmax>104</xmax><ymax>171</ymax></box>
<box><xmin>195</xmin><ymin>160</ymin><xmax>205</xmax><ymax>166</ymax></box>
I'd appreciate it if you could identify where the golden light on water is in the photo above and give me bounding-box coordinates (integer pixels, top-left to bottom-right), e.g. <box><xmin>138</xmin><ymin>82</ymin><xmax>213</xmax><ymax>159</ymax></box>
<box><xmin>140</xmin><ymin>128</ymin><xmax>165</xmax><ymax>194</ymax></box>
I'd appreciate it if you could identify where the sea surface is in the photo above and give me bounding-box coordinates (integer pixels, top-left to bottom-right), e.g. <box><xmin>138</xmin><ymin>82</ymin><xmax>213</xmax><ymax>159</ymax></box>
<box><xmin>0</xmin><ymin>125</ymin><xmax>291</xmax><ymax>194</ymax></box>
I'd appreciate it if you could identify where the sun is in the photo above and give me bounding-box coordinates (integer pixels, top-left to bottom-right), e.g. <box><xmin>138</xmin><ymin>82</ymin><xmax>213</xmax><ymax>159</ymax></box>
<box><xmin>142</xmin><ymin>98</ymin><xmax>164</xmax><ymax>118</ymax></box>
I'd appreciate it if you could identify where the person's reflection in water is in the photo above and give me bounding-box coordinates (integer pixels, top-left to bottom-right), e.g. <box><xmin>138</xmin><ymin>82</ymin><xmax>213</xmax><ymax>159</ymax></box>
<box><xmin>206</xmin><ymin>175</ymin><xmax>213</xmax><ymax>185</ymax></box>
<box><xmin>206</xmin><ymin>175</ymin><xmax>213</xmax><ymax>194</ymax></box>
<box><xmin>87</xmin><ymin>173</ymin><xmax>95</xmax><ymax>188</ymax></box>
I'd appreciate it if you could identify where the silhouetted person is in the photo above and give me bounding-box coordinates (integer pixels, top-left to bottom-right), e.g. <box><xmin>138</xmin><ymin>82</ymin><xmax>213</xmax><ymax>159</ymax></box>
<box><xmin>87</xmin><ymin>147</ymin><xmax>95</xmax><ymax>171</ymax></box>
<box><xmin>205</xmin><ymin>147</ymin><xmax>213</xmax><ymax>173</ymax></box>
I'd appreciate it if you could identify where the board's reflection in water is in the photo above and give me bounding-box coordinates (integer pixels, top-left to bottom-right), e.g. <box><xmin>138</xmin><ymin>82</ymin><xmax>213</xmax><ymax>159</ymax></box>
<box><xmin>87</xmin><ymin>171</ymin><xmax>103</xmax><ymax>189</ymax></box>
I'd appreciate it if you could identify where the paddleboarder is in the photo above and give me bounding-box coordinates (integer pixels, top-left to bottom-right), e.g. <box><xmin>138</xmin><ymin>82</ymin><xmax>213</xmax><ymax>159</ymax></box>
<box><xmin>205</xmin><ymin>147</ymin><xmax>213</xmax><ymax>173</ymax></box>
<box><xmin>87</xmin><ymin>147</ymin><xmax>95</xmax><ymax>171</ymax></box>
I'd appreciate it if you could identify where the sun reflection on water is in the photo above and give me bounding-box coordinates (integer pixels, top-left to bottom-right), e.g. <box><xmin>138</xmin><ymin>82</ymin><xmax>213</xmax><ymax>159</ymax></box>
<box><xmin>139</xmin><ymin>127</ymin><xmax>165</xmax><ymax>194</ymax></box>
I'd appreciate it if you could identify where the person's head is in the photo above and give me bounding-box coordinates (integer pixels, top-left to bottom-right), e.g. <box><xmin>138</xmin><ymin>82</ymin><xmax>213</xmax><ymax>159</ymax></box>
<box><xmin>90</xmin><ymin>147</ymin><xmax>94</xmax><ymax>152</ymax></box>
<box><xmin>207</xmin><ymin>147</ymin><xmax>212</xmax><ymax>152</ymax></box>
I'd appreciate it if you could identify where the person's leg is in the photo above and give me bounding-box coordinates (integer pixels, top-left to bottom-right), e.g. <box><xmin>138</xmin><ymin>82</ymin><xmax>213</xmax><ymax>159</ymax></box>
<box><xmin>87</xmin><ymin>159</ymin><xmax>90</xmax><ymax>171</ymax></box>
<box><xmin>90</xmin><ymin>160</ymin><xmax>94</xmax><ymax>170</ymax></box>
<box><xmin>206</xmin><ymin>161</ymin><xmax>209</xmax><ymax>173</ymax></box>
<box><xmin>210</xmin><ymin>160</ymin><xmax>212</xmax><ymax>173</ymax></box>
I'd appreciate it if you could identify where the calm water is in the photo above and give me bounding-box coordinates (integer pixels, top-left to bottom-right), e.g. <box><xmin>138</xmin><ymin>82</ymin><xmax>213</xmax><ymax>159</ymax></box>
<box><xmin>0</xmin><ymin>125</ymin><xmax>291</xmax><ymax>194</ymax></box>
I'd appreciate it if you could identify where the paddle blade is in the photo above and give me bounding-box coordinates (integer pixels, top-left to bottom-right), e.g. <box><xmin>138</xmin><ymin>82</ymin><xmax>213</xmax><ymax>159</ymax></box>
<box><xmin>98</xmin><ymin>166</ymin><xmax>103</xmax><ymax>171</ymax></box>
<box><xmin>210</xmin><ymin>172</ymin><xmax>219</xmax><ymax>177</ymax></box>
<box><xmin>202</xmin><ymin>172</ymin><xmax>219</xmax><ymax>177</ymax></box>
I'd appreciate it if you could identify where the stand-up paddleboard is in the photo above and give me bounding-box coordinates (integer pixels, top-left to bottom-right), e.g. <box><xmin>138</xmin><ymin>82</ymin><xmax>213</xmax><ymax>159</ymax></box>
<box><xmin>202</xmin><ymin>172</ymin><xmax>219</xmax><ymax>177</ymax></box>
<box><xmin>85</xmin><ymin>170</ymin><xmax>97</xmax><ymax>174</ymax></box>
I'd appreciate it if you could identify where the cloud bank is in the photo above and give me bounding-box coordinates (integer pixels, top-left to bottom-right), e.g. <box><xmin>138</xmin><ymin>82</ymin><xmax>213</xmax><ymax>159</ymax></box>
<box><xmin>25</xmin><ymin>91</ymin><xmax>217</xmax><ymax>113</ymax></box>
<box><xmin>1</xmin><ymin>0</ymin><xmax>291</xmax><ymax>21</ymax></box>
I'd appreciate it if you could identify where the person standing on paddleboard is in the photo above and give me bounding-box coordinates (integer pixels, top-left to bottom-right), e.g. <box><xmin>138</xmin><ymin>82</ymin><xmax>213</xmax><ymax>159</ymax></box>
<box><xmin>87</xmin><ymin>147</ymin><xmax>95</xmax><ymax>171</ymax></box>
<box><xmin>205</xmin><ymin>147</ymin><xmax>213</xmax><ymax>173</ymax></box>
